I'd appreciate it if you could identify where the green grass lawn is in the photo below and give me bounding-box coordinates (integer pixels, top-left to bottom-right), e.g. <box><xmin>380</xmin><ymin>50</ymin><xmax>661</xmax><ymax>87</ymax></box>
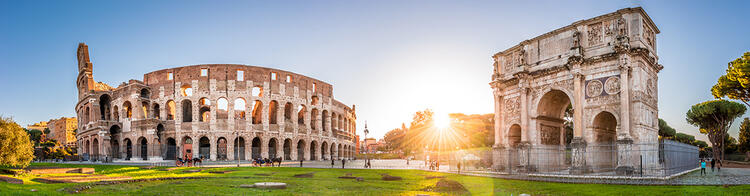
<box><xmin>1</xmin><ymin>163</ymin><xmax>749</xmax><ymax>195</ymax></box>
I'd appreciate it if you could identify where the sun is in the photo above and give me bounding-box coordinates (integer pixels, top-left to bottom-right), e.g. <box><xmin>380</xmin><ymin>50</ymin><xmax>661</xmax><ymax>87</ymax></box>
<box><xmin>434</xmin><ymin>111</ymin><xmax>451</xmax><ymax>129</ymax></box>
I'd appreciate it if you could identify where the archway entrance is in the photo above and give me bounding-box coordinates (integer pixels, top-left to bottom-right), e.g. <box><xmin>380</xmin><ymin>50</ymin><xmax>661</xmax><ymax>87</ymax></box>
<box><xmin>217</xmin><ymin>137</ymin><xmax>228</xmax><ymax>160</ymax></box>
<box><xmin>182</xmin><ymin>137</ymin><xmax>193</xmax><ymax>159</ymax></box>
<box><xmin>234</xmin><ymin>137</ymin><xmax>246</xmax><ymax>160</ymax></box>
<box><xmin>536</xmin><ymin>90</ymin><xmax>570</xmax><ymax>146</ymax></box>
<box><xmin>508</xmin><ymin>124</ymin><xmax>521</xmax><ymax>147</ymax></box>
<box><xmin>283</xmin><ymin>139</ymin><xmax>291</xmax><ymax>160</ymax></box>
<box><xmin>251</xmin><ymin>137</ymin><xmax>261</xmax><ymax>159</ymax></box>
<box><xmin>109</xmin><ymin>125</ymin><xmax>121</xmax><ymax>159</ymax></box>
<box><xmin>125</xmin><ymin>139</ymin><xmax>132</xmax><ymax>160</ymax></box>
<box><xmin>199</xmin><ymin>137</ymin><xmax>210</xmax><ymax>159</ymax></box>
<box><xmin>297</xmin><ymin>140</ymin><xmax>305</xmax><ymax>160</ymax></box>
<box><xmin>268</xmin><ymin>138</ymin><xmax>278</xmax><ymax>159</ymax></box>
<box><xmin>139</xmin><ymin>137</ymin><xmax>148</xmax><ymax>160</ymax></box>
<box><xmin>92</xmin><ymin>139</ymin><xmax>99</xmax><ymax>161</ymax></box>
<box><xmin>321</xmin><ymin>142</ymin><xmax>328</xmax><ymax>160</ymax></box>
<box><xmin>310</xmin><ymin>141</ymin><xmax>318</xmax><ymax>160</ymax></box>
<box><xmin>592</xmin><ymin>111</ymin><xmax>617</xmax><ymax>171</ymax></box>
<box><xmin>166</xmin><ymin>138</ymin><xmax>176</xmax><ymax>160</ymax></box>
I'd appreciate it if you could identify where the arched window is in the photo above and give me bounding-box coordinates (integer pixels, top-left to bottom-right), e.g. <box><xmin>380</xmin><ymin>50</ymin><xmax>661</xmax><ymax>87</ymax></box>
<box><xmin>311</xmin><ymin>108</ymin><xmax>319</xmax><ymax>130</ymax></box>
<box><xmin>113</xmin><ymin>105</ymin><xmax>120</xmax><ymax>120</ymax></box>
<box><xmin>252</xmin><ymin>100</ymin><xmax>262</xmax><ymax>124</ymax></box>
<box><xmin>182</xmin><ymin>100</ymin><xmax>193</xmax><ymax>122</ymax></box>
<box><xmin>141</xmin><ymin>101</ymin><xmax>149</xmax><ymax>119</ymax></box>
<box><xmin>217</xmin><ymin>97</ymin><xmax>228</xmax><ymax>119</ymax></box>
<box><xmin>284</xmin><ymin>102</ymin><xmax>293</xmax><ymax>121</ymax></box>
<box><xmin>234</xmin><ymin>98</ymin><xmax>246</xmax><ymax>119</ymax></box>
<box><xmin>166</xmin><ymin>100</ymin><xmax>176</xmax><ymax>120</ymax></box>
<box><xmin>252</xmin><ymin>86</ymin><xmax>263</xmax><ymax>97</ymax></box>
<box><xmin>99</xmin><ymin>94</ymin><xmax>111</xmax><ymax>120</ymax></box>
<box><xmin>180</xmin><ymin>84</ymin><xmax>193</xmax><ymax>97</ymax></box>
<box><xmin>298</xmin><ymin>105</ymin><xmax>306</xmax><ymax>125</ymax></box>
<box><xmin>269</xmin><ymin>101</ymin><xmax>279</xmax><ymax>124</ymax></box>
<box><xmin>322</xmin><ymin>110</ymin><xmax>329</xmax><ymax>131</ymax></box>
<box><xmin>152</xmin><ymin>103</ymin><xmax>160</xmax><ymax>119</ymax></box>
<box><xmin>199</xmin><ymin>98</ymin><xmax>211</xmax><ymax>106</ymax></box>
<box><xmin>140</xmin><ymin>88</ymin><xmax>150</xmax><ymax>98</ymax></box>
<box><xmin>199</xmin><ymin>106</ymin><xmax>210</xmax><ymax>122</ymax></box>
<box><xmin>123</xmin><ymin>101</ymin><xmax>132</xmax><ymax>119</ymax></box>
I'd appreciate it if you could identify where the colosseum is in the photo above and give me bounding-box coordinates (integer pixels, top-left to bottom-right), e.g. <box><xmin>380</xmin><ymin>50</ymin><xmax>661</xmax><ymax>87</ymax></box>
<box><xmin>74</xmin><ymin>43</ymin><xmax>358</xmax><ymax>162</ymax></box>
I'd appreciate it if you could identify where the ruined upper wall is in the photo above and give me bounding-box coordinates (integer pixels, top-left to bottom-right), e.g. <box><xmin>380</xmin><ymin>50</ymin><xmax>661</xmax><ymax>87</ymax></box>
<box><xmin>142</xmin><ymin>64</ymin><xmax>334</xmax><ymax>99</ymax></box>
<box><xmin>492</xmin><ymin>7</ymin><xmax>659</xmax><ymax>79</ymax></box>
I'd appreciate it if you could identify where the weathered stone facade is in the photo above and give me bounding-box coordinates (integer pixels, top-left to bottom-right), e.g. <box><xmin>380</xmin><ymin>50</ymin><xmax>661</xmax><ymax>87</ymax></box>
<box><xmin>491</xmin><ymin>7</ymin><xmax>662</xmax><ymax>174</ymax></box>
<box><xmin>75</xmin><ymin>43</ymin><xmax>357</xmax><ymax>162</ymax></box>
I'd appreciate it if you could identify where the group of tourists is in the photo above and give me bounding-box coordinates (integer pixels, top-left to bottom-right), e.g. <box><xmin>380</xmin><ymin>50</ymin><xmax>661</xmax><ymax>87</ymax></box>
<box><xmin>428</xmin><ymin>160</ymin><xmax>440</xmax><ymax>170</ymax></box>
<box><xmin>699</xmin><ymin>158</ymin><xmax>722</xmax><ymax>176</ymax></box>
<box><xmin>329</xmin><ymin>159</ymin><xmax>347</xmax><ymax>168</ymax></box>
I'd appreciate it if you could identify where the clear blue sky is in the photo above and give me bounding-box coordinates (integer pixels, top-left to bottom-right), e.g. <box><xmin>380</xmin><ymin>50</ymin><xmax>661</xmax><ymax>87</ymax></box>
<box><xmin>1</xmin><ymin>0</ymin><xmax>749</xmax><ymax>141</ymax></box>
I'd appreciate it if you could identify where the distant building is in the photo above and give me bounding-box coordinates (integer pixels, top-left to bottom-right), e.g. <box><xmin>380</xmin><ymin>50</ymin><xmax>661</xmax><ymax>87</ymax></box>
<box><xmin>26</xmin><ymin>121</ymin><xmax>48</xmax><ymax>131</ymax></box>
<box><xmin>48</xmin><ymin>117</ymin><xmax>78</xmax><ymax>147</ymax></box>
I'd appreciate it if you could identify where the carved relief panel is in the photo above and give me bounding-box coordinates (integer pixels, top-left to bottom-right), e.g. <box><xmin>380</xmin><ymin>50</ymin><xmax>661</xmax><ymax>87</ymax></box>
<box><xmin>585</xmin><ymin>75</ymin><xmax>620</xmax><ymax>98</ymax></box>
<box><xmin>540</xmin><ymin>124</ymin><xmax>561</xmax><ymax>145</ymax></box>
<box><xmin>587</xmin><ymin>22</ymin><xmax>603</xmax><ymax>46</ymax></box>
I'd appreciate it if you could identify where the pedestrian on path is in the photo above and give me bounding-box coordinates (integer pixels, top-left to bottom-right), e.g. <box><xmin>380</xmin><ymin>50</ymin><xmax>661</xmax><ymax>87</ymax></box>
<box><xmin>700</xmin><ymin>159</ymin><xmax>707</xmax><ymax>176</ymax></box>
<box><xmin>300</xmin><ymin>159</ymin><xmax>303</xmax><ymax>167</ymax></box>
<box><xmin>457</xmin><ymin>162</ymin><xmax>462</xmax><ymax>174</ymax></box>
<box><xmin>711</xmin><ymin>158</ymin><xmax>715</xmax><ymax>172</ymax></box>
<box><xmin>331</xmin><ymin>159</ymin><xmax>335</xmax><ymax>168</ymax></box>
<box><xmin>342</xmin><ymin>159</ymin><xmax>346</xmax><ymax>169</ymax></box>
<box><xmin>717</xmin><ymin>159</ymin><xmax>722</xmax><ymax>172</ymax></box>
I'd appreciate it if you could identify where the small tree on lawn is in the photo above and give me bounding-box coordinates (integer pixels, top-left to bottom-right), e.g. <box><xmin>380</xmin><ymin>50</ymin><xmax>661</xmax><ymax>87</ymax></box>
<box><xmin>686</xmin><ymin>100</ymin><xmax>746</xmax><ymax>160</ymax></box>
<box><xmin>0</xmin><ymin>117</ymin><xmax>35</xmax><ymax>168</ymax></box>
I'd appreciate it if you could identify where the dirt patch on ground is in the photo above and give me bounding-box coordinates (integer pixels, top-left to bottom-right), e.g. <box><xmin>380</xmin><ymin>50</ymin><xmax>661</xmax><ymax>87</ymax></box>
<box><xmin>380</xmin><ymin>174</ymin><xmax>402</xmax><ymax>181</ymax></box>
<box><xmin>424</xmin><ymin>175</ymin><xmax>445</xmax><ymax>179</ymax></box>
<box><xmin>255</xmin><ymin>172</ymin><xmax>277</xmax><ymax>176</ymax></box>
<box><xmin>724</xmin><ymin>161</ymin><xmax>750</xmax><ymax>168</ymax></box>
<box><xmin>293</xmin><ymin>172</ymin><xmax>315</xmax><ymax>178</ymax></box>
<box><xmin>0</xmin><ymin>175</ymin><xmax>23</xmax><ymax>184</ymax></box>
<box><xmin>422</xmin><ymin>179</ymin><xmax>469</xmax><ymax>194</ymax></box>
<box><xmin>338</xmin><ymin>173</ymin><xmax>357</xmax><ymax>179</ymax></box>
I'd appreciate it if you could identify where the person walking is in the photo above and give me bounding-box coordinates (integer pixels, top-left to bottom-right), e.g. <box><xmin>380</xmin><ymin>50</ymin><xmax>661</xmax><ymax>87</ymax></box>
<box><xmin>710</xmin><ymin>158</ymin><xmax>716</xmax><ymax>172</ymax></box>
<box><xmin>717</xmin><ymin>159</ymin><xmax>722</xmax><ymax>172</ymax></box>
<box><xmin>700</xmin><ymin>159</ymin><xmax>707</xmax><ymax>176</ymax></box>
<box><xmin>342</xmin><ymin>159</ymin><xmax>346</xmax><ymax>169</ymax></box>
<box><xmin>299</xmin><ymin>159</ymin><xmax>303</xmax><ymax>167</ymax></box>
<box><xmin>331</xmin><ymin>159</ymin><xmax>335</xmax><ymax>168</ymax></box>
<box><xmin>457</xmin><ymin>161</ymin><xmax>462</xmax><ymax>174</ymax></box>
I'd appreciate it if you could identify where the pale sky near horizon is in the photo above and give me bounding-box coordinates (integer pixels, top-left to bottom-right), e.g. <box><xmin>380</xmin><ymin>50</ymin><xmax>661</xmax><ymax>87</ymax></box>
<box><xmin>1</xmin><ymin>0</ymin><xmax>749</xmax><ymax>142</ymax></box>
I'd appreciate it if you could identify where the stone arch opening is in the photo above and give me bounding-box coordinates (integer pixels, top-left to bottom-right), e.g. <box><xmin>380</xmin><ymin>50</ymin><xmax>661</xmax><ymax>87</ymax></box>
<box><xmin>166</xmin><ymin>138</ymin><xmax>176</xmax><ymax>160</ymax></box>
<box><xmin>251</xmin><ymin>137</ymin><xmax>261</xmax><ymax>159</ymax></box>
<box><xmin>156</xmin><ymin>124</ymin><xmax>165</xmax><ymax>142</ymax></box>
<box><xmin>141</xmin><ymin>101</ymin><xmax>149</xmax><ymax>119</ymax></box>
<box><xmin>284</xmin><ymin>102</ymin><xmax>293</xmax><ymax>121</ymax></box>
<box><xmin>311</xmin><ymin>109</ymin><xmax>319</xmax><ymax>130</ymax></box>
<box><xmin>297</xmin><ymin>140</ymin><xmax>306</xmax><ymax>160</ymax></box>
<box><xmin>138</xmin><ymin>137</ymin><xmax>148</xmax><ymax>160</ymax></box>
<box><xmin>234</xmin><ymin>98</ymin><xmax>246</xmax><ymax>119</ymax></box>
<box><xmin>310</xmin><ymin>141</ymin><xmax>318</xmax><ymax>160</ymax></box>
<box><xmin>109</xmin><ymin>125</ymin><xmax>121</xmax><ymax>159</ymax></box>
<box><xmin>536</xmin><ymin>90</ymin><xmax>571</xmax><ymax>146</ymax></box>
<box><xmin>199</xmin><ymin>106</ymin><xmax>211</xmax><ymax>122</ymax></box>
<box><xmin>152</xmin><ymin>103</ymin><xmax>160</xmax><ymax>119</ymax></box>
<box><xmin>508</xmin><ymin>124</ymin><xmax>522</xmax><ymax>147</ymax></box>
<box><xmin>92</xmin><ymin>138</ymin><xmax>99</xmax><ymax>161</ymax></box>
<box><xmin>100</xmin><ymin>94</ymin><xmax>111</xmax><ymax>120</ymax></box>
<box><xmin>252</xmin><ymin>101</ymin><xmax>263</xmax><ymax>124</ymax></box>
<box><xmin>85</xmin><ymin>140</ymin><xmax>90</xmax><ymax>158</ymax></box>
<box><xmin>217</xmin><ymin>137</ymin><xmax>228</xmax><ymax>160</ymax></box>
<box><xmin>234</xmin><ymin>137</ymin><xmax>246</xmax><ymax>160</ymax></box>
<box><xmin>140</xmin><ymin>88</ymin><xmax>150</xmax><ymax>98</ymax></box>
<box><xmin>321</xmin><ymin>142</ymin><xmax>328</xmax><ymax>160</ymax></box>
<box><xmin>322</xmin><ymin>110</ymin><xmax>329</xmax><ymax>132</ymax></box>
<box><xmin>113</xmin><ymin>105</ymin><xmax>119</xmax><ymax>120</ymax></box>
<box><xmin>124</xmin><ymin>138</ymin><xmax>132</xmax><ymax>160</ymax></box>
<box><xmin>330</xmin><ymin>143</ymin><xmax>335</xmax><ymax>160</ymax></box>
<box><xmin>298</xmin><ymin>105</ymin><xmax>306</xmax><ymax>125</ymax></box>
<box><xmin>268</xmin><ymin>138</ymin><xmax>278</xmax><ymax>159</ymax></box>
<box><xmin>182</xmin><ymin>100</ymin><xmax>193</xmax><ymax>122</ymax></box>
<box><xmin>283</xmin><ymin>139</ymin><xmax>292</xmax><ymax>160</ymax></box>
<box><xmin>251</xmin><ymin>86</ymin><xmax>263</xmax><ymax>97</ymax></box>
<box><xmin>182</xmin><ymin>136</ymin><xmax>193</xmax><ymax>159</ymax></box>
<box><xmin>123</xmin><ymin>101</ymin><xmax>132</xmax><ymax>119</ymax></box>
<box><xmin>180</xmin><ymin>84</ymin><xmax>192</xmax><ymax>97</ymax></box>
<box><xmin>591</xmin><ymin>111</ymin><xmax>618</xmax><ymax>171</ymax></box>
<box><xmin>198</xmin><ymin>136</ymin><xmax>210</xmax><ymax>159</ymax></box>
<box><xmin>166</xmin><ymin>100</ymin><xmax>175</xmax><ymax>120</ymax></box>
<box><xmin>217</xmin><ymin>97</ymin><xmax>228</xmax><ymax>119</ymax></box>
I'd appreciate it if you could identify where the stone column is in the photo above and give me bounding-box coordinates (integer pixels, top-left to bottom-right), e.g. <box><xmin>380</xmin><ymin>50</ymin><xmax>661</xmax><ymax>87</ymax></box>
<box><xmin>518</xmin><ymin>86</ymin><xmax>534</xmax><ymax>172</ymax></box>
<box><xmin>209</xmin><ymin>136</ymin><xmax>217</xmax><ymax>161</ymax></box>
<box><xmin>228</xmin><ymin>137</ymin><xmax>235</xmax><ymax>161</ymax></box>
<box><xmin>494</xmin><ymin>93</ymin><xmax>503</xmax><ymax>147</ymax></box>
<box><xmin>260</xmin><ymin>137</ymin><xmax>268</xmax><ymax>159</ymax></box>
<box><xmin>616</xmin><ymin>61</ymin><xmax>634</xmax><ymax>175</ymax></box>
<box><xmin>570</xmin><ymin>73</ymin><xmax>590</xmax><ymax>174</ymax></box>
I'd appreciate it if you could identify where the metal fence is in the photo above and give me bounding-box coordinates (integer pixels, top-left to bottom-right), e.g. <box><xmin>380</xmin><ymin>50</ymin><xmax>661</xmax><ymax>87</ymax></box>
<box><xmin>443</xmin><ymin>139</ymin><xmax>698</xmax><ymax>177</ymax></box>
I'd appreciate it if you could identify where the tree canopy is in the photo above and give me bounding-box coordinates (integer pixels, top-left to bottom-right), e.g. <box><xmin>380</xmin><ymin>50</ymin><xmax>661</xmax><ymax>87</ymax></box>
<box><xmin>712</xmin><ymin>52</ymin><xmax>750</xmax><ymax>107</ymax></box>
<box><xmin>658</xmin><ymin>118</ymin><xmax>676</xmax><ymax>139</ymax></box>
<box><xmin>686</xmin><ymin>99</ymin><xmax>746</xmax><ymax>160</ymax></box>
<box><xmin>0</xmin><ymin>117</ymin><xmax>35</xmax><ymax>168</ymax></box>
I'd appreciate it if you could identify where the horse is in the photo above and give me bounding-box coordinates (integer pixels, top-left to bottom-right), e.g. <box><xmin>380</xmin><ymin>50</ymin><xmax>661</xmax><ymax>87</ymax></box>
<box><xmin>192</xmin><ymin>156</ymin><xmax>204</xmax><ymax>167</ymax></box>
<box><xmin>271</xmin><ymin>157</ymin><xmax>282</xmax><ymax>167</ymax></box>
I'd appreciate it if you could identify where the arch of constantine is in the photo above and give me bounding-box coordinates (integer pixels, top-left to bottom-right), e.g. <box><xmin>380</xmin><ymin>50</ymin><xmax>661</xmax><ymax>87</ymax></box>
<box><xmin>491</xmin><ymin>7</ymin><xmax>662</xmax><ymax>175</ymax></box>
<box><xmin>74</xmin><ymin>43</ymin><xmax>357</xmax><ymax>162</ymax></box>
